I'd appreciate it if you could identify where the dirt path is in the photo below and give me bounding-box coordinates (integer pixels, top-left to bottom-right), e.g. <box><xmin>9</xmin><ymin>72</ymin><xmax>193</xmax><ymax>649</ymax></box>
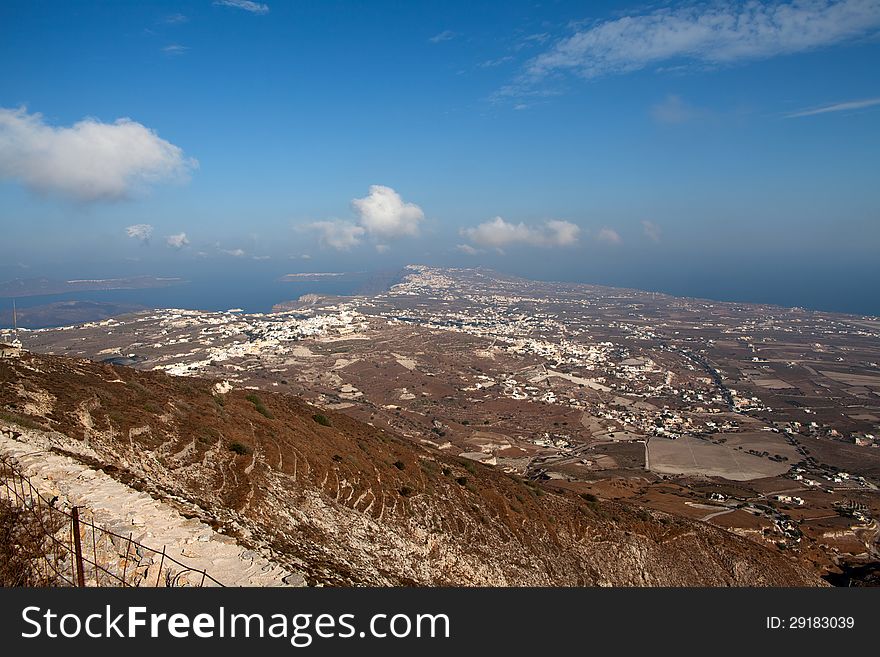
<box><xmin>1</xmin><ymin>425</ymin><xmax>303</xmax><ymax>587</ymax></box>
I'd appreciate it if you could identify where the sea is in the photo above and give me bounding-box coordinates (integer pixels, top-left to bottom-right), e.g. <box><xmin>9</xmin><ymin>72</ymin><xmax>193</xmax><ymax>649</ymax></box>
<box><xmin>2</xmin><ymin>257</ymin><xmax>878</xmax><ymax>330</ymax></box>
<box><xmin>0</xmin><ymin>270</ymin><xmax>386</xmax><ymax>329</ymax></box>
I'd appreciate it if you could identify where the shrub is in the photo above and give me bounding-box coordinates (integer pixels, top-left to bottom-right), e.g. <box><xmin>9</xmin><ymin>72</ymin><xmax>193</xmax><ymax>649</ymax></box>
<box><xmin>398</xmin><ymin>486</ymin><xmax>414</xmax><ymax>497</ymax></box>
<box><xmin>228</xmin><ymin>442</ymin><xmax>251</xmax><ymax>456</ymax></box>
<box><xmin>312</xmin><ymin>413</ymin><xmax>331</xmax><ymax>427</ymax></box>
<box><xmin>245</xmin><ymin>394</ymin><xmax>273</xmax><ymax>419</ymax></box>
<box><xmin>393</xmin><ymin>460</ymin><xmax>405</xmax><ymax>470</ymax></box>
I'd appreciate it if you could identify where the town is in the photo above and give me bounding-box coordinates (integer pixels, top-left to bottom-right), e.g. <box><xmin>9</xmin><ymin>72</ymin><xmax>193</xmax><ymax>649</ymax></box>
<box><xmin>6</xmin><ymin>265</ymin><xmax>879</xmax><ymax>583</ymax></box>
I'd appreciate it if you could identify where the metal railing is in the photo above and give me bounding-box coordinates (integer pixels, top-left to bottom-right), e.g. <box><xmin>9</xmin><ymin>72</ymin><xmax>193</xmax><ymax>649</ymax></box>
<box><xmin>0</xmin><ymin>455</ymin><xmax>225</xmax><ymax>587</ymax></box>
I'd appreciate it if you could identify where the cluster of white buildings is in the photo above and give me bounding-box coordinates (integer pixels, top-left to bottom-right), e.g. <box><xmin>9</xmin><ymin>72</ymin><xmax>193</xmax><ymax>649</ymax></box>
<box><xmin>71</xmin><ymin>306</ymin><xmax>371</xmax><ymax>379</ymax></box>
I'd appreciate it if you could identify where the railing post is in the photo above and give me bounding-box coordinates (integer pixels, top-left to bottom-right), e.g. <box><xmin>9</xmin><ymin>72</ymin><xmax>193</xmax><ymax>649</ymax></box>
<box><xmin>156</xmin><ymin>546</ymin><xmax>166</xmax><ymax>587</ymax></box>
<box><xmin>71</xmin><ymin>507</ymin><xmax>86</xmax><ymax>587</ymax></box>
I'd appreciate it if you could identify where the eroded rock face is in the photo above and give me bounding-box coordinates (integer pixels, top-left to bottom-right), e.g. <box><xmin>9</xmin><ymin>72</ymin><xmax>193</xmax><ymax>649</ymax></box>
<box><xmin>1</xmin><ymin>352</ymin><xmax>825</xmax><ymax>587</ymax></box>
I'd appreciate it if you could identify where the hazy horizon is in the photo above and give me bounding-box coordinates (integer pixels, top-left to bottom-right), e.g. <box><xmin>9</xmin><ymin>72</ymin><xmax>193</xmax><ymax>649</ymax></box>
<box><xmin>2</xmin><ymin>0</ymin><xmax>879</xmax><ymax>316</ymax></box>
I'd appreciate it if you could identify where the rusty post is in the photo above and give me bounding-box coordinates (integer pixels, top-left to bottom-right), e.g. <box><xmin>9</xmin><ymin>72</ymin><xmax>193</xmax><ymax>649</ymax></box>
<box><xmin>68</xmin><ymin>516</ymin><xmax>76</xmax><ymax>585</ymax></box>
<box><xmin>71</xmin><ymin>507</ymin><xmax>86</xmax><ymax>587</ymax></box>
<box><xmin>156</xmin><ymin>546</ymin><xmax>166</xmax><ymax>587</ymax></box>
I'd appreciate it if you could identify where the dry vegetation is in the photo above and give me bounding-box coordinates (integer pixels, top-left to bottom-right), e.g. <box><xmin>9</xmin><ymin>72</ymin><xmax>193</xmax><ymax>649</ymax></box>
<box><xmin>0</xmin><ymin>352</ymin><xmax>828</xmax><ymax>586</ymax></box>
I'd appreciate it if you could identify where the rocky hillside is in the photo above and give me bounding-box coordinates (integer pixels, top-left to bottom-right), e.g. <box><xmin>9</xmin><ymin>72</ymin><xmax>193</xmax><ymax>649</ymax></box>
<box><xmin>0</xmin><ymin>351</ymin><xmax>825</xmax><ymax>586</ymax></box>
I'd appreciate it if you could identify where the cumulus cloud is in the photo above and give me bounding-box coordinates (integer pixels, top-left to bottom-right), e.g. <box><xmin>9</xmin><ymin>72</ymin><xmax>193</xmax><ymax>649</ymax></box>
<box><xmin>166</xmin><ymin>232</ymin><xmax>189</xmax><ymax>249</ymax></box>
<box><xmin>526</xmin><ymin>0</ymin><xmax>880</xmax><ymax>80</ymax></box>
<box><xmin>221</xmin><ymin>248</ymin><xmax>246</xmax><ymax>257</ymax></box>
<box><xmin>306</xmin><ymin>220</ymin><xmax>366</xmax><ymax>251</ymax></box>
<box><xmin>429</xmin><ymin>30</ymin><xmax>456</xmax><ymax>43</ymax></box>
<box><xmin>456</xmin><ymin>243</ymin><xmax>483</xmax><ymax>255</ymax></box>
<box><xmin>126</xmin><ymin>224</ymin><xmax>154</xmax><ymax>243</ymax></box>
<box><xmin>214</xmin><ymin>0</ymin><xmax>269</xmax><ymax>14</ymax></box>
<box><xmin>351</xmin><ymin>185</ymin><xmax>425</xmax><ymax>239</ymax></box>
<box><xmin>302</xmin><ymin>185</ymin><xmax>425</xmax><ymax>250</ymax></box>
<box><xmin>0</xmin><ymin>107</ymin><xmax>196</xmax><ymax>202</ymax></box>
<box><xmin>460</xmin><ymin>217</ymin><xmax>581</xmax><ymax>249</ymax></box>
<box><xmin>642</xmin><ymin>221</ymin><xmax>661</xmax><ymax>242</ymax></box>
<box><xmin>785</xmin><ymin>96</ymin><xmax>880</xmax><ymax>117</ymax></box>
<box><xmin>596</xmin><ymin>227</ymin><xmax>622</xmax><ymax>245</ymax></box>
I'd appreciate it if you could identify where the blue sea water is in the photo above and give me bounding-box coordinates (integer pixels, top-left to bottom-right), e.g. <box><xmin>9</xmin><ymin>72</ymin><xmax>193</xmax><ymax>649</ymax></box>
<box><xmin>2</xmin><ymin>256</ymin><xmax>878</xmax><ymax>328</ymax></box>
<box><xmin>1</xmin><ymin>272</ymin><xmax>372</xmax><ymax>327</ymax></box>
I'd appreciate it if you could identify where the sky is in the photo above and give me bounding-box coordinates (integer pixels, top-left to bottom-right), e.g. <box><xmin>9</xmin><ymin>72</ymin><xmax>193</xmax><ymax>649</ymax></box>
<box><xmin>1</xmin><ymin>0</ymin><xmax>879</xmax><ymax>313</ymax></box>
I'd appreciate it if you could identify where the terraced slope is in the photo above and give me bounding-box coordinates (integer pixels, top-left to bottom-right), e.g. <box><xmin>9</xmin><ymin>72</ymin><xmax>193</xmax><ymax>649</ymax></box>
<box><xmin>1</xmin><ymin>352</ymin><xmax>825</xmax><ymax>586</ymax></box>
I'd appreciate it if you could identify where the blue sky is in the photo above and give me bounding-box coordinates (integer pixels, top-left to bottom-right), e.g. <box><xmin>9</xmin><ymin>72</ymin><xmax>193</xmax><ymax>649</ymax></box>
<box><xmin>1</xmin><ymin>0</ymin><xmax>879</xmax><ymax>312</ymax></box>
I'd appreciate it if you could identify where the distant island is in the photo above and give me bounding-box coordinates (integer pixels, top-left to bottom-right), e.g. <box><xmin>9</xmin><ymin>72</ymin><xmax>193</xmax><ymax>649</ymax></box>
<box><xmin>0</xmin><ymin>300</ymin><xmax>147</xmax><ymax>329</ymax></box>
<box><xmin>278</xmin><ymin>272</ymin><xmax>352</xmax><ymax>281</ymax></box>
<box><xmin>0</xmin><ymin>276</ymin><xmax>184</xmax><ymax>298</ymax></box>
<box><xmin>276</xmin><ymin>269</ymin><xmax>405</xmax><ymax>302</ymax></box>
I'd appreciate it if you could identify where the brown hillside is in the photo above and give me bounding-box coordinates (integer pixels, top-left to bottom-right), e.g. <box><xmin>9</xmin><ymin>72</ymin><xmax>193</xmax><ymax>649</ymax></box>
<box><xmin>0</xmin><ymin>352</ymin><xmax>825</xmax><ymax>586</ymax></box>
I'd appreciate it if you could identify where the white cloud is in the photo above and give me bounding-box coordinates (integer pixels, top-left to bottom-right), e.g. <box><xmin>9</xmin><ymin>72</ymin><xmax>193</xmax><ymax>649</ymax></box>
<box><xmin>596</xmin><ymin>227</ymin><xmax>622</xmax><ymax>245</ymax></box>
<box><xmin>456</xmin><ymin>243</ymin><xmax>483</xmax><ymax>255</ymax></box>
<box><xmin>544</xmin><ymin>219</ymin><xmax>581</xmax><ymax>245</ymax></box>
<box><xmin>650</xmin><ymin>94</ymin><xmax>703</xmax><ymax>124</ymax></box>
<box><xmin>306</xmin><ymin>220</ymin><xmax>366</xmax><ymax>251</ymax></box>
<box><xmin>214</xmin><ymin>0</ymin><xmax>269</xmax><ymax>14</ymax></box>
<box><xmin>221</xmin><ymin>248</ymin><xmax>246</xmax><ymax>257</ymax></box>
<box><xmin>126</xmin><ymin>224</ymin><xmax>154</xmax><ymax>242</ymax></box>
<box><xmin>0</xmin><ymin>107</ymin><xmax>196</xmax><ymax>202</ymax></box>
<box><xmin>526</xmin><ymin>1</ymin><xmax>880</xmax><ymax>80</ymax></box>
<box><xmin>429</xmin><ymin>30</ymin><xmax>456</xmax><ymax>43</ymax></box>
<box><xmin>642</xmin><ymin>220</ymin><xmax>661</xmax><ymax>242</ymax></box>
<box><xmin>460</xmin><ymin>217</ymin><xmax>581</xmax><ymax>249</ymax></box>
<box><xmin>302</xmin><ymin>185</ymin><xmax>425</xmax><ymax>250</ymax></box>
<box><xmin>785</xmin><ymin>96</ymin><xmax>880</xmax><ymax>117</ymax></box>
<box><xmin>351</xmin><ymin>185</ymin><xmax>425</xmax><ymax>239</ymax></box>
<box><xmin>480</xmin><ymin>56</ymin><xmax>515</xmax><ymax>68</ymax></box>
<box><xmin>162</xmin><ymin>44</ymin><xmax>189</xmax><ymax>56</ymax></box>
<box><xmin>166</xmin><ymin>232</ymin><xmax>189</xmax><ymax>249</ymax></box>
<box><xmin>163</xmin><ymin>13</ymin><xmax>188</xmax><ymax>25</ymax></box>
